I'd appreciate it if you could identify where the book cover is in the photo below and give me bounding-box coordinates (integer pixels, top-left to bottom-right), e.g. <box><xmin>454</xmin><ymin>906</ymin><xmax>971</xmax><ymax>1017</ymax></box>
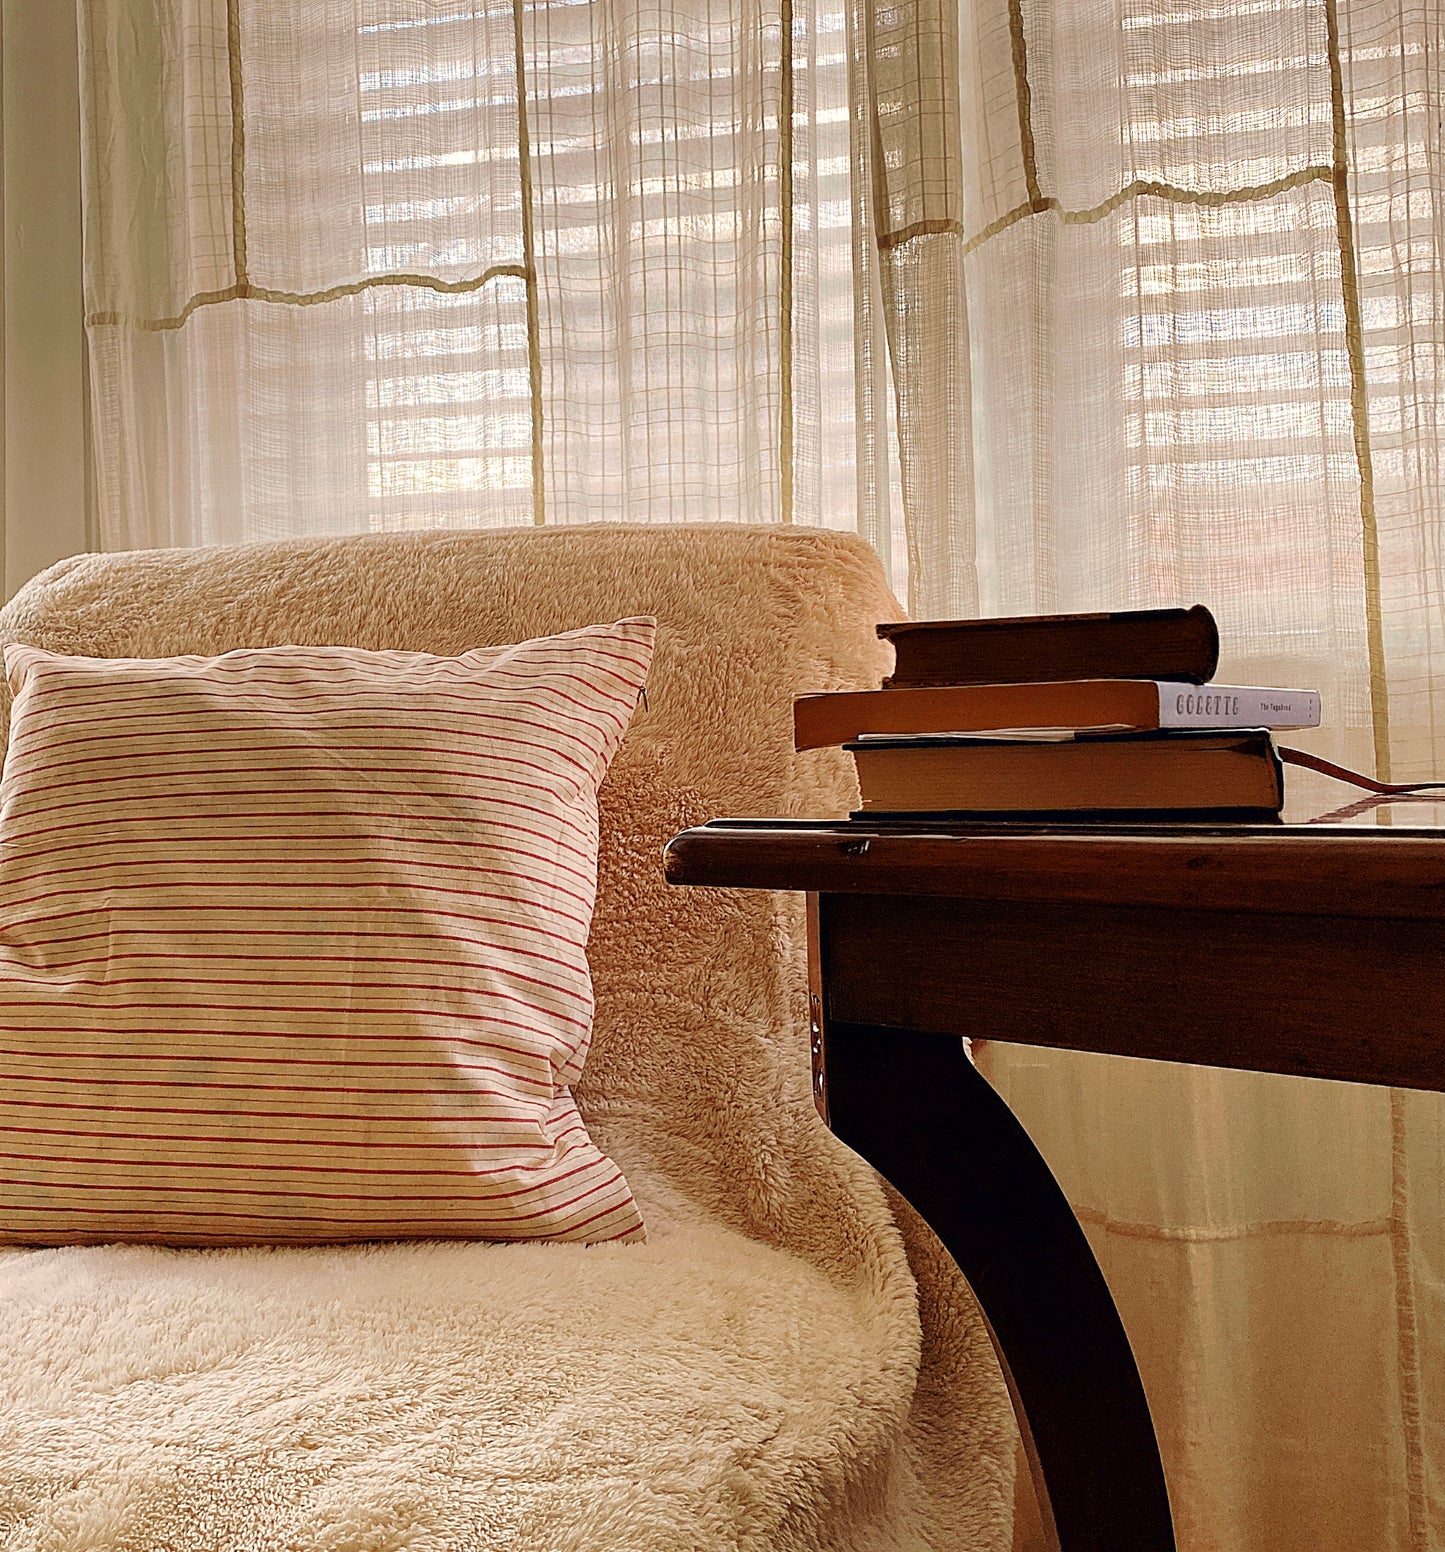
<box><xmin>877</xmin><ymin>605</ymin><xmax>1219</xmax><ymax>689</ymax></box>
<box><xmin>794</xmin><ymin>680</ymin><xmax>1319</xmax><ymax>750</ymax></box>
<box><xmin>844</xmin><ymin>729</ymin><xmax>1284</xmax><ymax>816</ymax></box>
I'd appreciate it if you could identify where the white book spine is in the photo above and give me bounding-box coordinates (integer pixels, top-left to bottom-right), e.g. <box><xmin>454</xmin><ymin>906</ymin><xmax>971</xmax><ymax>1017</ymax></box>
<box><xmin>1155</xmin><ymin>684</ymin><xmax>1320</xmax><ymax>729</ymax></box>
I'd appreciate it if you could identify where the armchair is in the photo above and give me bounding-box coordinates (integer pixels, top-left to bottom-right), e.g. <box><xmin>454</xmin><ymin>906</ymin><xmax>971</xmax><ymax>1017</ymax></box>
<box><xmin>0</xmin><ymin>523</ymin><xmax>1014</xmax><ymax>1550</ymax></box>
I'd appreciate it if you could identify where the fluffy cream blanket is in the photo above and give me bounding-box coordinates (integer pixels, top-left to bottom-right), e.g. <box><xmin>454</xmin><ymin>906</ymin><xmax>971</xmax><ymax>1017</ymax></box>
<box><xmin>0</xmin><ymin>524</ymin><xmax>1014</xmax><ymax>1551</ymax></box>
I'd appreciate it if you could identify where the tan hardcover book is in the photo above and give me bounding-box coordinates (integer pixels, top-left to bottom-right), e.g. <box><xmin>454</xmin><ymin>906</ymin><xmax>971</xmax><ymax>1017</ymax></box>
<box><xmin>846</xmin><ymin>730</ymin><xmax>1284</xmax><ymax>817</ymax></box>
<box><xmin>794</xmin><ymin>680</ymin><xmax>1319</xmax><ymax>750</ymax></box>
<box><xmin>877</xmin><ymin>604</ymin><xmax>1219</xmax><ymax>689</ymax></box>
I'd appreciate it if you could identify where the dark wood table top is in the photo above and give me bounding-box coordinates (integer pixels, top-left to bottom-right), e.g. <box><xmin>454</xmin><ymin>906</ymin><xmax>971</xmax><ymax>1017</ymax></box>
<box><xmin>663</xmin><ymin>817</ymin><xmax>1445</xmax><ymax>920</ymax></box>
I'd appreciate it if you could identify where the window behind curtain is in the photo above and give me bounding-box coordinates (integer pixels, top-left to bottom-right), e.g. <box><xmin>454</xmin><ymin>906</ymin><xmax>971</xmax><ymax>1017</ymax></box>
<box><xmin>81</xmin><ymin>0</ymin><xmax>877</xmax><ymax>550</ymax></box>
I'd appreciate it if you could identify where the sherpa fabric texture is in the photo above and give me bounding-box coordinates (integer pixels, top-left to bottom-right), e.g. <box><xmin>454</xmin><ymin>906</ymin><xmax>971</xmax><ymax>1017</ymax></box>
<box><xmin>0</xmin><ymin>525</ymin><xmax>1015</xmax><ymax>1552</ymax></box>
<box><xmin>0</xmin><ymin>623</ymin><xmax>656</xmax><ymax>1247</ymax></box>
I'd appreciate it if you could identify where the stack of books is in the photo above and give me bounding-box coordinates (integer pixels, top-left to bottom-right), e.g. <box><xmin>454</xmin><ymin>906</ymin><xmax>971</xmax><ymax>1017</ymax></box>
<box><xmin>794</xmin><ymin>605</ymin><xmax>1320</xmax><ymax>822</ymax></box>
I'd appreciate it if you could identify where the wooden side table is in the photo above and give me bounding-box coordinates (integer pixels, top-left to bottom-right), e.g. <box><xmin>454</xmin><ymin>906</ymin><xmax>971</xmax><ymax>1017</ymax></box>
<box><xmin>663</xmin><ymin>818</ymin><xmax>1445</xmax><ymax>1552</ymax></box>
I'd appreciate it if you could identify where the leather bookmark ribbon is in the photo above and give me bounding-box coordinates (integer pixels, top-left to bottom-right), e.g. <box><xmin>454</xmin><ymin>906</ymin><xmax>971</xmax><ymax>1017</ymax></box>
<box><xmin>1279</xmin><ymin>746</ymin><xmax>1445</xmax><ymax>796</ymax></box>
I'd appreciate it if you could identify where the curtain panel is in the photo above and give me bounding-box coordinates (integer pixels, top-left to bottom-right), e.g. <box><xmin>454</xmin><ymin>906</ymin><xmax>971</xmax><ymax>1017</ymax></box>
<box><xmin>78</xmin><ymin>0</ymin><xmax>1445</xmax><ymax>1548</ymax></box>
<box><xmin>956</xmin><ymin>2</ymin><xmax>1445</xmax><ymax>1550</ymax></box>
<box><xmin>80</xmin><ymin>0</ymin><xmax>907</xmax><ymax>560</ymax></box>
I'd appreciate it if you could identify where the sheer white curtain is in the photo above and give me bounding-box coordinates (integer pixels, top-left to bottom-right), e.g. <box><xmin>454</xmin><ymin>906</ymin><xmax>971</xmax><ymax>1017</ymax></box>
<box><xmin>78</xmin><ymin>0</ymin><xmax>1445</xmax><ymax>1546</ymax></box>
<box><xmin>79</xmin><ymin>0</ymin><xmax>899</xmax><ymax>558</ymax></box>
<box><xmin>957</xmin><ymin>2</ymin><xmax>1445</xmax><ymax>1549</ymax></box>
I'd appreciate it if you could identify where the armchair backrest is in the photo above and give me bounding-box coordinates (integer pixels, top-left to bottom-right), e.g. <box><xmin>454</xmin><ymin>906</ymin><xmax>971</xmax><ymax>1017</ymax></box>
<box><xmin>0</xmin><ymin>524</ymin><xmax>903</xmax><ymax>1231</ymax></box>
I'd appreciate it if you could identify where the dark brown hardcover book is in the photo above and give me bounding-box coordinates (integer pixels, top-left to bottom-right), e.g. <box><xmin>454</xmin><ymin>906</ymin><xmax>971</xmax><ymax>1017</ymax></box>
<box><xmin>845</xmin><ymin>729</ymin><xmax>1282</xmax><ymax>818</ymax></box>
<box><xmin>876</xmin><ymin>605</ymin><xmax>1219</xmax><ymax>689</ymax></box>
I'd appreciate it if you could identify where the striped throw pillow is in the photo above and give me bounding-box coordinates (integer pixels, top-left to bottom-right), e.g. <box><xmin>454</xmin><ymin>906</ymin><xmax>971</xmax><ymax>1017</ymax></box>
<box><xmin>0</xmin><ymin>619</ymin><xmax>654</xmax><ymax>1246</ymax></box>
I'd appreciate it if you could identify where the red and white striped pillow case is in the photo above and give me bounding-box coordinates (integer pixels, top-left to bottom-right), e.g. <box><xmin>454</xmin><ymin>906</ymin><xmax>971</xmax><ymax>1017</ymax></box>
<box><xmin>0</xmin><ymin>619</ymin><xmax>654</xmax><ymax>1246</ymax></box>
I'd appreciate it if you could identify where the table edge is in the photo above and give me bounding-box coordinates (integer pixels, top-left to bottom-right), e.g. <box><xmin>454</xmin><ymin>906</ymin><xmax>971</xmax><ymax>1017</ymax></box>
<box><xmin>663</xmin><ymin>820</ymin><xmax>1445</xmax><ymax>920</ymax></box>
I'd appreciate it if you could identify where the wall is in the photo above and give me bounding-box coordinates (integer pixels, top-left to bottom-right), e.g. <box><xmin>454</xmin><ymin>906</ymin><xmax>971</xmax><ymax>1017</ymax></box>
<box><xmin>2</xmin><ymin>1</ymin><xmax>89</xmax><ymax>600</ymax></box>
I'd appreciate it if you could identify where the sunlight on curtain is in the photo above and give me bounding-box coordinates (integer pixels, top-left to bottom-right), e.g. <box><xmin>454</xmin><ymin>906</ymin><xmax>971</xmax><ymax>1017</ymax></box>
<box><xmin>78</xmin><ymin>0</ymin><xmax>902</xmax><ymax>560</ymax></box>
<box><xmin>958</xmin><ymin>2</ymin><xmax>1445</xmax><ymax>1548</ymax></box>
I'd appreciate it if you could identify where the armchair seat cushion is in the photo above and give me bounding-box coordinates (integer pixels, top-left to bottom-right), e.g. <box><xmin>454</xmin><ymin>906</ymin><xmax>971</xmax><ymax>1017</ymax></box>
<box><xmin>0</xmin><ymin>1215</ymin><xmax>910</xmax><ymax>1550</ymax></box>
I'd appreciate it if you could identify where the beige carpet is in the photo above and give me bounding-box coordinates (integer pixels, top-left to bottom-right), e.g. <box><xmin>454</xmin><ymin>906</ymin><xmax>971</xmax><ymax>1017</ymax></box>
<box><xmin>0</xmin><ymin>524</ymin><xmax>1015</xmax><ymax>1551</ymax></box>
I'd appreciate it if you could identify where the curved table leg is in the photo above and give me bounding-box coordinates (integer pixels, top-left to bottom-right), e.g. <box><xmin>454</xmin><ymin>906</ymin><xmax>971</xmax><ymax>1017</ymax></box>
<box><xmin>823</xmin><ymin>1018</ymin><xmax>1175</xmax><ymax>1552</ymax></box>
